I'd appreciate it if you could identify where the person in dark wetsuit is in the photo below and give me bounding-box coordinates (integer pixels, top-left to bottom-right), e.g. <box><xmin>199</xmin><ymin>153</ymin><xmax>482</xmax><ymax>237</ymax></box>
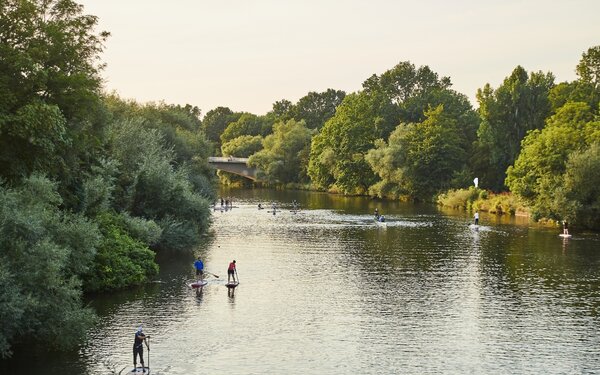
<box><xmin>133</xmin><ymin>326</ymin><xmax>148</xmax><ymax>370</ymax></box>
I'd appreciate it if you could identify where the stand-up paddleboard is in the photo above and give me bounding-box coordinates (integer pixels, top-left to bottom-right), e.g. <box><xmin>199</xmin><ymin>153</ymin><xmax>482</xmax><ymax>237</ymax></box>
<box><xmin>189</xmin><ymin>280</ymin><xmax>208</xmax><ymax>289</ymax></box>
<box><xmin>120</xmin><ymin>366</ymin><xmax>150</xmax><ymax>374</ymax></box>
<box><xmin>225</xmin><ymin>281</ymin><xmax>239</xmax><ymax>288</ymax></box>
<box><xmin>559</xmin><ymin>233</ymin><xmax>572</xmax><ymax>238</ymax></box>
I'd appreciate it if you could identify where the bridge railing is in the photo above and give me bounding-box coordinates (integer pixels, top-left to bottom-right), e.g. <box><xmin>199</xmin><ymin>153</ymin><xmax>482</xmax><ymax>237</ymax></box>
<box><xmin>208</xmin><ymin>156</ymin><xmax>250</xmax><ymax>163</ymax></box>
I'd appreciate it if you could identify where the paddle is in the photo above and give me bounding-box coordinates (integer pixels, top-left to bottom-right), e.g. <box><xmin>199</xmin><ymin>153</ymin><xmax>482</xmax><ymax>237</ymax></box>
<box><xmin>146</xmin><ymin>336</ymin><xmax>150</xmax><ymax>372</ymax></box>
<box><xmin>235</xmin><ymin>269</ymin><xmax>239</xmax><ymax>283</ymax></box>
<box><xmin>205</xmin><ymin>270</ymin><xmax>220</xmax><ymax>278</ymax></box>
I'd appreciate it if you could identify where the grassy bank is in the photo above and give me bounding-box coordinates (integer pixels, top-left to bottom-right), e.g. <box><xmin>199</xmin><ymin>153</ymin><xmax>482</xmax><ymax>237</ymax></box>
<box><xmin>437</xmin><ymin>187</ymin><xmax>530</xmax><ymax>217</ymax></box>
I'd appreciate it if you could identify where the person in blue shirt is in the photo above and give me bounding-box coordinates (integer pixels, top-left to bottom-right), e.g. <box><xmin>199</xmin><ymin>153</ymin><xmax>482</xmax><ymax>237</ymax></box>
<box><xmin>194</xmin><ymin>257</ymin><xmax>204</xmax><ymax>282</ymax></box>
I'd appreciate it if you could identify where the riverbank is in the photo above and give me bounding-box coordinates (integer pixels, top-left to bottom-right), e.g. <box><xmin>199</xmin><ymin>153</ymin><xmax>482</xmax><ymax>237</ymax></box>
<box><xmin>437</xmin><ymin>187</ymin><xmax>530</xmax><ymax>217</ymax></box>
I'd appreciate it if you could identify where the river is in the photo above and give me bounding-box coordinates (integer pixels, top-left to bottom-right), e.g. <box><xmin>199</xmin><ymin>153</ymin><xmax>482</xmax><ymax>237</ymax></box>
<box><xmin>3</xmin><ymin>188</ymin><xmax>600</xmax><ymax>374</ymax></box>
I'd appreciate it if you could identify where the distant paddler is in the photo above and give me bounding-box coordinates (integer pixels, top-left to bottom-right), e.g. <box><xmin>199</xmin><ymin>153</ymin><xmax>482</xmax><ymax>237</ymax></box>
<box><xmin>474</xmin><ymin>211</ymin><xmax>479</xmax><ymax>225</ymax></box>
<box><xmin>374</xmin><ymin>208</ymin><xmax>379</xmax><ymax>220</ymax></box>
<box><xmin>194</xmin><ymin>256</ymin><xmax>204</xmax><ymax>282</ymax></box>
<box><xmin>228</xmin><ymin>260</ymin><xmax>237</xmax><ymax>283</ymax></box>
<box><xmin>562</xmin><ymin>220</ymin><xmax>569</xmax><ymax>236</ymax></box>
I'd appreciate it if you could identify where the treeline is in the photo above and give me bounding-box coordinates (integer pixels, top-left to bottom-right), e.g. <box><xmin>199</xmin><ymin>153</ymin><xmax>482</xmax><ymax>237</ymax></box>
<box><xmin>209</xmin><ymin>50</ymin><xmax>600</xmax><ymax>230</ymax></box>
<box><xmin>0</xmin><ymin>1</ymin><xmax>215</xmax><ymax>357</ymax></box>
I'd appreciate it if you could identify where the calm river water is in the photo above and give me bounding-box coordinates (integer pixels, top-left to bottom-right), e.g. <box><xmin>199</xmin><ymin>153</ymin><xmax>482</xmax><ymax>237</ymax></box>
<box><xmin>4</xmin><ymin>188</ymin><xmax>600</xmax><ymax>374</ymax></box>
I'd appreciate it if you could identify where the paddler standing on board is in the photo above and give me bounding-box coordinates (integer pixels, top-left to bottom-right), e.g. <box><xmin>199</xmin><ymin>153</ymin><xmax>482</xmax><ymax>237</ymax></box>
<box><xmin>228</xmin><ymin>260</ymin><xmax>237</xmax><ymax>283</ymax></box>
<box><xmin>133</xmin><ymin>326</ymin><xmax>149</xmax><ymax>371</ymax></box>
<box><xmin>562</xmin><ymin>220</ymin><xmax>569</xmax><ymax>235</ymax></box>
<box><xmin>194</xmin><ymin>256</ymin><xmax>204</xmax><ymax>282</ymax></box>
<box><xmin>474</xmin><ymin>211</ymin><xmax>479</xmax><ymax>225</ymax></box>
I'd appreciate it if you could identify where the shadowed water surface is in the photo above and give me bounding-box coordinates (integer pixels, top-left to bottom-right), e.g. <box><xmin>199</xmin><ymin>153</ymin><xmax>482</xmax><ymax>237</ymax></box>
<box><xmin>3</xmin><ymin>188</ymin><xmax>600</xmax><ymax>374</ymax></box>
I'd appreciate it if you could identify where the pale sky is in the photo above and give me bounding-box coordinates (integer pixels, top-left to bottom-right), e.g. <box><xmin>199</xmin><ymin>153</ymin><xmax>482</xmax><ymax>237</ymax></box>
<box><xmin>79</xmin><ymin>0</ymin><xmax>600</xmax><ymax>116</ymax></box>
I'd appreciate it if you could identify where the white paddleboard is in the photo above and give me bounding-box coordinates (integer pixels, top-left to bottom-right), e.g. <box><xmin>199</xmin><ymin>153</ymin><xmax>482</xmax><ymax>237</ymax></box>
<box><xmin>559</xmin><ymin>234</ymin><xmax>572</xmax><ymax>238</ymax></box>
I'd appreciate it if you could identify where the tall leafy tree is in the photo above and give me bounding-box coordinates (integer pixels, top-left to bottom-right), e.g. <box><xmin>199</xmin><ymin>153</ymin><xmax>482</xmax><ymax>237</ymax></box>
<box><xmin>366</xmin><ymin>105</ymin><xmax>467</xmax><ymax>200</ymax></box>
<box><xmin>201</xmin><ymin>106</ymin><xmax>242</xmax><ymax>153</ymax></box>
<box><xmin>474</xmin><ymin>66</ymin><xmax>555</xmax><ymax>190</ymax></box>
<box><xmin>249</xmin><ymin>119</ymin><xmax>314</xmax><ymax>184</ymax></box>
<box><xmin>555</xmin><ymin>144</ymin><xmax>600</xmax><ymax>230</ymax></box>
<box><xmin>0</xmin><ymin>0</ymin><xmax>109</xmax><ymax>184</ymax></box>
<box><xmin>220</xmin><ymin>113</ymin><xmax>273</xmax><ymax>144</ymax></box>
<box><xmin>308</xmin><ymin>90</ymin><xmax>395</xmax><ymax>194</ymax></box>
<box><xmin>505</xmin><ymin>102</ymin><xmax>600</xmax><ymax>223</ymax></box>
<box><xmin>221</xmin><ymin>135</ymin><xmax>263</xmax><ymax>157</ymax></box>
<box><xmin>549</xmin><ymin>45</ymin><xmax>600</xmax><ymax>112</ymax></box>
<box><xmin>290</xmin><ymin>89</ymin><xmax>346</xmax><ymax>130</ymax></box>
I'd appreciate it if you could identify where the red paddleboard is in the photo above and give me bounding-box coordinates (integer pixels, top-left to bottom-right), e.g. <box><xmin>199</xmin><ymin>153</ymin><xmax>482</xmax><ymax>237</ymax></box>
<box><xmin>189</xmin><ymin>280</ymin><xmax>208</xmax><ymax>289</ymax></box>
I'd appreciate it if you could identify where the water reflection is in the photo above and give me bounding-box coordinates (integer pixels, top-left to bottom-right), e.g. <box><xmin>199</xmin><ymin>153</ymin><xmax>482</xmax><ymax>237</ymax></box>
<box><xmin>3</xmin><ymin>188</ymin><xmax>600</xmax><ymax>374</ymax></box>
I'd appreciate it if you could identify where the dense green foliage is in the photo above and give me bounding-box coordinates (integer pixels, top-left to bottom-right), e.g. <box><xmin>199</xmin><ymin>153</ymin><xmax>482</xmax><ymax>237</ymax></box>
<box><xmin>1</xmin><ymin>0</ymin><xmax>599</xmax><ymax>358</ymax></box>
<box><xmin>249</xmin><ymin>119</ymin><xmax>314</xmax><ymax>184</ymax></box>
<box><xmin>367</xmin><ymin>106</ymin><xmax>469</xmax><ymax>200</ymax></box>
<box><xmin>83</xmin><ymin>212</ymin><xmax>158</xmax><ymax>292</ymax></box>
<box><xmin>220</xmin><ymin>113</ymin><xmax>273</xmax><ymax>144</ymax></box>
<box><xmin>201</xmin><ymin>106</ymin><xmax>242</xmax><ymax>154</ymax></box>
<box><xmin>0</xmin><ymin>175</ymin><xmax>98</xmax><ymax>358</ymax></box>
<box><xmin>221</xmin><ymin>135</ymin><xmax>264</xmax><ymax>157</ymax></box>
<box><xmin>272</xmin><ymin>89</ymin><xmax>346</xmax><ymax>130</ymax></box>
<box><xmin>506</xmin><ymin>102</ymin><xmax>600</xmax><ymax>223</ymax></box>
<box><xmin>308</xmin><ymin>91</ymin><xmax>393</xmax><ymax>194</ymax></box>
<box><xmin>474</xmin><ymin>67</ymin><xmax>555</xmax><ymax>190</ymax></box>
<box><xmin>0</xmin><ymin>0</ymin><xmax>216</xmax><ymax>358</ymax></box>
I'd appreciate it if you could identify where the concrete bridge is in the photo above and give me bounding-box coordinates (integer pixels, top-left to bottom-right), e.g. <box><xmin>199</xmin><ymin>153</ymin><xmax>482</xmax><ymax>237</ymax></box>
<box><xmin>207</xmin><ymin>156</ymin><xmax>259</xmax><ymax>181</ymax></box>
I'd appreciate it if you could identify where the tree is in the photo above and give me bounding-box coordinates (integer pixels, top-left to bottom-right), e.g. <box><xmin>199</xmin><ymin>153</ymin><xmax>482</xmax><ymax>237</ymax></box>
<box><xmin>221</xmin><ymin>135</ymin><xmax>264</xmax><ymax>157</ymax></box>
<box><xmin>220</xmin><ymin>113</ymin><xmax>273</xmax><ymax>144</ymax></box>
<box><xmin>308</xmin><ymin>91</ymin><xmax>395</xmax><ymax>194</ymax></box>
<box><xmin>550</xmin><ymin>46</ymin><xmax>600</xmax><ymax>112</ymax></box>
<box><xmin>201</xmin><ymin>106</ymin><xmax>242</xmax><ymax>153</ymax></box>
<box><xmin>576</xmin><ymin>45</ymin><xmax>600</xmax><ymax>90</ymax></box>
<box><xmin>363</xmin><ymin>61</ymin><xmax>451</xmax><ymax>105</ymax></box>
<box><xmin>0</xmin><ymin>0</ymin><xmax>109</xmax><ymax>184</ymax></box>
<box><xmin>366</xmin><ymin>105</ymin><xmax>467</xmax><ymax>200</ymax></box>
<box><xmin>0</xmin><ymin>175</ymin><xmax>99</xmax><ymax>357</ymax></box>
<box><xmin>555</xmin><ymin>144</ymin><xmax>600</xmax><ymax>229</ymax></box>
<box><xmin>290</xmin><ymin>89</ymin><xmax>346</xmax><ymax>130</ymax></box>
<box><xmin>506</xmin><ymin>102</ymin><xmax>599</xmax><ymax>222</ymax></box>
<box><xmin>475</xmin><ymin>66</ymin><xmax>555</xmax><ymax>190</ymax></box>
<box><xmin>249</xmin><ymin>120</ymin><xmax>314</xmax><ymax>184</ymax></box>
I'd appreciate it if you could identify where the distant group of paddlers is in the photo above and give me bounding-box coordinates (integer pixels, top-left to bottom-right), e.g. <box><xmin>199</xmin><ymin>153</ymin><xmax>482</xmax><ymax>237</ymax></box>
<box><xmin>213</xmin><ymin>197</ymin><xmax>233</xmax><ymax>211</ymax></box>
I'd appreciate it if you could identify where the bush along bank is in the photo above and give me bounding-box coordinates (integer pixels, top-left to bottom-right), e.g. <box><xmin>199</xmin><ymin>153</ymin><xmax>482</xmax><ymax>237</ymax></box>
<box><xmin>437</xmin><ymin>187</ymin><xmax>530</xmax><ymax>217</ymax></box>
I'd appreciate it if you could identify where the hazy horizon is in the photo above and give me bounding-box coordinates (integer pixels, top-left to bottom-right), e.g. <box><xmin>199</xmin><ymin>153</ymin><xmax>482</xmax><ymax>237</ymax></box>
<box><xmin>80</xmin><ymin>0</ymin><xmax>600</xmax><ymax>116</ymax></box>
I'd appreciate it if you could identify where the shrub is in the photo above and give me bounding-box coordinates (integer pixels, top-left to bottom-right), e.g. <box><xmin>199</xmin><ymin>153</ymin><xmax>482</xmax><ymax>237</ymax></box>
<box><xmin>83</xmin><ymin>212</ymin><xmax>158</xmax><ymax>292</ymax></box>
